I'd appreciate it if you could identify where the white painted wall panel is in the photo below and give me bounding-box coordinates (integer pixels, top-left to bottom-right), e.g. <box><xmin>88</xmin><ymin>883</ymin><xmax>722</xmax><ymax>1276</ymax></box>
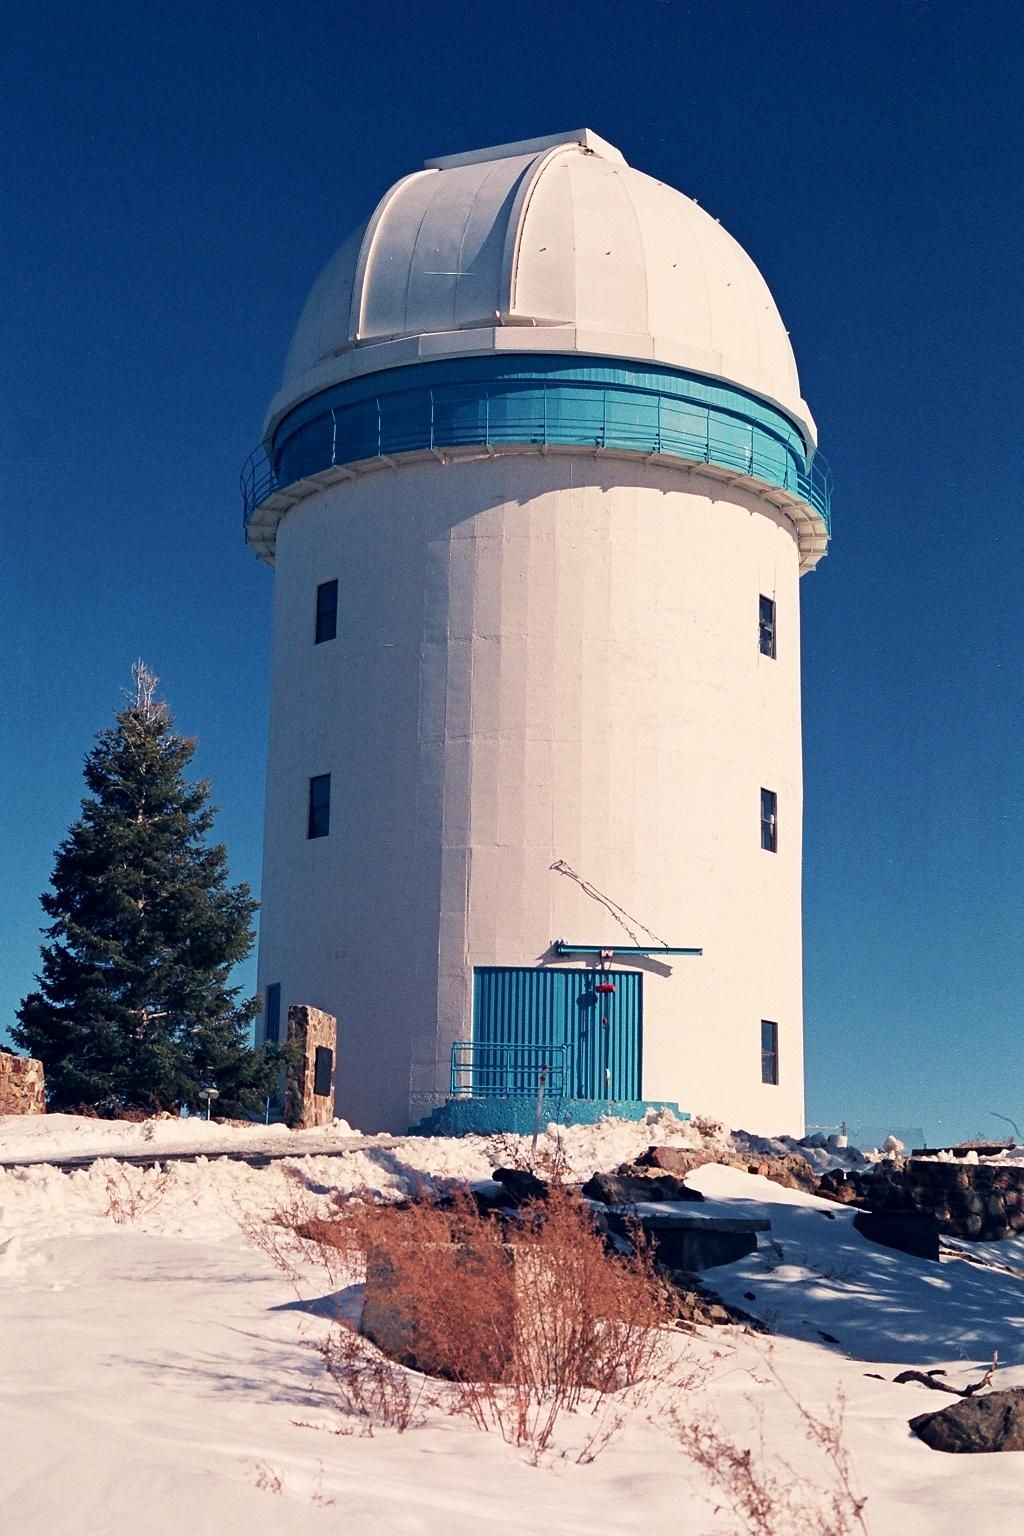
<box><xmin>257</xmin><ymin>452</ymin><xmax>807</xmax><ymax>1135</ymax></box>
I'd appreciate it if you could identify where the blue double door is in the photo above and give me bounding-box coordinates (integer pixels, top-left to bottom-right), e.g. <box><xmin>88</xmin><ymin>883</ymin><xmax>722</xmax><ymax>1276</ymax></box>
<box><xmin>472</xmin><ymin>967</ymin><xmax>643</xmax><ymax>1101</ymax></box>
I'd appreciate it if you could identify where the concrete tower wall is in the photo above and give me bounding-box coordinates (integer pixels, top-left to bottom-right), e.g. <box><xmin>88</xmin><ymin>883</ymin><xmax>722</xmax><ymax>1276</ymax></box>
<box><xmin>258</xmin><ymin>450</ymin><xmax>805</xmax><ymax>1133</ymax></box>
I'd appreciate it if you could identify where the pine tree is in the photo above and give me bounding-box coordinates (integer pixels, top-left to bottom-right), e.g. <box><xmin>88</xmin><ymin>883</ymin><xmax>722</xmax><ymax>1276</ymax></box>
<box><xmin>14</xmin><ymin>663</ymin><xmax>284</xmax><ymax>1116</ymax></box>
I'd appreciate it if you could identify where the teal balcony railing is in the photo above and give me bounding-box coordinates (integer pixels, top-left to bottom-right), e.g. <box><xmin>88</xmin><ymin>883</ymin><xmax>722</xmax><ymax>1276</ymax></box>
<box><xmin>242</xmin><ymin>365</ymin><xmax>831</xmax><ymax>537</ymax></box>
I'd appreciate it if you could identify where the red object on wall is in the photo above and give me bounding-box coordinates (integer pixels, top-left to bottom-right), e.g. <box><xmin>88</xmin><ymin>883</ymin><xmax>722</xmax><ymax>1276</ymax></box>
<box><xmin>596</xmin><ymin>981</ymin><xmax>616</xmax><ymax>994</ymax></box>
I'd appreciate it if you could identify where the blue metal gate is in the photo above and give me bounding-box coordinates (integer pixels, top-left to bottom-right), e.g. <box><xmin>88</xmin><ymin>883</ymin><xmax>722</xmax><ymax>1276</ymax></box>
<box><xmin>471</xmin><ymin>967</ymin><xmax>642</xmax><ymax>1101</ymax></box>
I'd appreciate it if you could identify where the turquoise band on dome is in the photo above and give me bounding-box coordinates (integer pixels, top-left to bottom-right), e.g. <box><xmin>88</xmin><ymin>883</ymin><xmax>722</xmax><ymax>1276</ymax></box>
<box><xmin>242</xmin><ymin>355</ymin><xmax>830</xmax><ymax>531</ymax></box>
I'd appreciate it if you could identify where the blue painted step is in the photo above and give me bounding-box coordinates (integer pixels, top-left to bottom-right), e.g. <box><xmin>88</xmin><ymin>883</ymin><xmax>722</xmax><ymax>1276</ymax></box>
<box><xmin>411</xmin><ymin>1096</ymin><xmax>687</xmax><ymax>1138</ymax></box>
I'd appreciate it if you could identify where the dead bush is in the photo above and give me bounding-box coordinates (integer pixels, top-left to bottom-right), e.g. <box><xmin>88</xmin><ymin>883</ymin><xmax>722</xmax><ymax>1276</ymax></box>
<box><xmin>315</xmin><ymin>1320</ymin><xmax>428</xmax><ymax>1435</ymax></box>
<box><xmin>487</xmin><ymin>1128</ymin><xmax>571</xmax><ymax>1182</ymax></box>
<box><xmin>257</xmin><ymin>1181</ymin><xmax>677</xmax><ymax>1459</ymax></box>
<box><xmin>101</xmin><ymin>1162</ymin><xmax>172</xmax><ymax>1224</ymax></box>
<box><xmin>671</xmin><ymin>1366</ymin><xmax>870</xmax><ymax>1536</ymax></box>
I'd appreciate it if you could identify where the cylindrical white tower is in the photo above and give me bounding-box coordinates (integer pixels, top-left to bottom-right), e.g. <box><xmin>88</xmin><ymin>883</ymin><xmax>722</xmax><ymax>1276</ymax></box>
<box><xmin>245</xmin><ymin>130</ymin><xmax>829</xmax><ymax>1136</ymax></box>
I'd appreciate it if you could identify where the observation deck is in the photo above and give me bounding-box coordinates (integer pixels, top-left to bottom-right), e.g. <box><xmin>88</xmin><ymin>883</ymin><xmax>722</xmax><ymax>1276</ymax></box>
<box><xmin>242</xmin><ymin>355</ymin><xmax>831</xmax><ymax>569</ymax></box>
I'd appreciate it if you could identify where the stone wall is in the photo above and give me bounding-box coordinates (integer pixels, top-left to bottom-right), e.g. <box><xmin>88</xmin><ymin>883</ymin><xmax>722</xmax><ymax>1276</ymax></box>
<box><xmin>0</xmin><ymin>1051</ymin><xmax>45</xmax><ymax>1115</ymax></box>
<box><xmin>868</xmin><ymin>1158</ymin><xmax>1024</xmax><ymax>1242</ymax></box>
<box><xmin>650</xmin><ymin>1143</ymin><xmax>1024</xmax><ymax>1245</ymax></box>
<box><xmin>284</xmin><ymin>1004</ymin><xmax>337</xmax><ymax>1129</ymax></box>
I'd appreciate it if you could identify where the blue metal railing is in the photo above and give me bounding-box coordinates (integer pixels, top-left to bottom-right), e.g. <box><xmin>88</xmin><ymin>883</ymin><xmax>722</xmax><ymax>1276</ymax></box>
<box><xmin>241</xmin><ymin>450</ymin><xmax>279</xmax><ymax>517</ymax></box>
<box><xmin>241</xmin><ymin>378</ymin><xmax>832</xmax><ymax>537</ymax></box>
<box><xmin>450</xmin><ymin>1041</ymin><xmax>567</xmax><ymax>1100</ymax></box>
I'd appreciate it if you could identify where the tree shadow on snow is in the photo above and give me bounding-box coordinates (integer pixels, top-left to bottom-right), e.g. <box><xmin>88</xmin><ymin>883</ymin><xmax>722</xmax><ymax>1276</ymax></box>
<box><xmin>701</xmin><ymin>1195</ymin><xmax>1024</xmax><ymax>1366</ymax></box>
<box><xmin>103</xmin><ymin>1330</ymin><xmax>334</xmax><ymax>1414</ymax></box>
<box><xmin>288</xmin><ymin>1146</ymin><xmax>483</xmax><ymax>1200</ymax></box>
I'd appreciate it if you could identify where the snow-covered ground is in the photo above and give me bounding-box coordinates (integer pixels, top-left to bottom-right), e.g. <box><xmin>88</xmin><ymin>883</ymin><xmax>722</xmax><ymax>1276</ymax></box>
<box><xmin>0</xmin><ymin>1109</ymin><xmax>367</xmax><ymax>1162</ymax></box>
<box><xmin>2</xmin><ymin>1112</ymin><xmax>1022</xmax><ymax>1535</ymax></box>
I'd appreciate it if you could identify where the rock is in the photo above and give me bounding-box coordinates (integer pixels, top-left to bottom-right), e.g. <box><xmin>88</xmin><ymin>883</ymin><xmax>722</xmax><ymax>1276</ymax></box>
<box><xmin>742</xmin><ymin>1153</ymin><xmax>819</xmax><ymax>1193</ymax></box>
<box><xmin>582</xmin><ymin>1169</ymin><xmax>705</xmax><ymax>1205</ymax></box>
<box><xmin>910</xmin><ymin>1390</ymin><xmax>1024</xmax><ymax>1453</ymax></box>
<box><xmin>853</xmin><ymin>1211</ymin><xmax>940</xmax><ymax>1262</ymax></box>
<box><xmin>658</xmin><ymin>1266</ymin><xmax>767</xmax><ymax>1332</ymax></box>
<box><xmin>641</xmin><ymin>1144</ymin><xmax>822</xmax><ymax>1198</ymax></box>
<box><xmin>815</xmin><ymin>1170</ymin><xmax>869</xmax><ymax>1207</ymax></box>
<box><xmin>491</xmin><ymin>1167</ymin><xmax>549</xmax><ymax>1205</ymax></box>
<box><xmin>470</xmin><ymin>1185</ymin><xmax>507</xmax><ymax>1216</ymax></box>
<box><xmin>635</xmin><ymin>1145</ymin><xmax>717</xmax><ymax>1176</ymax></box>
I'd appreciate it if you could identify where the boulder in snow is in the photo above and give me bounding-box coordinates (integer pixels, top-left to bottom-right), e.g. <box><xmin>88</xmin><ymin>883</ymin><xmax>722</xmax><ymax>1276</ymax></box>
<box><xmin>910</xmin><ymin>1389</ymin><xmax>1024</xmax><ymax>1453</ymax></box>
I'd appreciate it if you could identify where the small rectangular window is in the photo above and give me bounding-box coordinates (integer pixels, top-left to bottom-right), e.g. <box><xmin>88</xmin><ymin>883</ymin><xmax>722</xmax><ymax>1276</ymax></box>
<box><xmin>760</xmin><ymin>787</ymin><xmax>777</xmax><ymax>852</ymax></box>
<box><xmin>308</xmin><ymin>773</ymin><xmax>331</xmax><ymax>838</ymax></box>
<box><xmin>761</xmin><ymin>1019</ymin><xmax>779</xmax><ymax>1085</ymax></box>
<box><xmin>264</xmin><ymin>982</ymin><xmax>281</xmax><ymax>1045</ymax></box>
<box><xmin>759</xmin><ymin>594</ymin><xmax>776</xmax><ymax>658</ymax></box>
<box><xmin>315</xmin><ymin>579</ymin><xmax>338</xmax><ymax>644</ymax></box>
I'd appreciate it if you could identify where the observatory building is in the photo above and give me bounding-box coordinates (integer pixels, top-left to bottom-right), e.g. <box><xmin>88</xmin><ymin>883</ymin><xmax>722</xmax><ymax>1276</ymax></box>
<box><xmin>244</xmin><ymin>129</ymin><xmax>829</xmax><ymax>1137</ymax></box>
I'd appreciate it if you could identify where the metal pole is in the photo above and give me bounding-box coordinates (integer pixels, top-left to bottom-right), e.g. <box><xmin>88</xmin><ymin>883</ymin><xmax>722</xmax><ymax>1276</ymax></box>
<box><xmin>531</xmin><ymin>1065</ymin><xmax>548</xmax><ymax>1167</ymax></box>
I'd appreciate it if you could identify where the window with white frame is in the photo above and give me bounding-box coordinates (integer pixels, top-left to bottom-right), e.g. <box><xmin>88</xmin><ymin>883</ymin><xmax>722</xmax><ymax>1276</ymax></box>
<box><xmin>315</xmin><ymin>579</ymin><xmax>338</xmax><ymax>644</ymax></box>
<box><xmin>760</xmin><ymin>787</ymin><xmax>778</xmax><ymax>852</ymax></box>
<box><xmin>759</xmin><ymin>594</ymin><xmax>776</xmax><ymax>657</ymax></box>
<box><xmin>307</xmin><ymin>774</ymin><xmax>331</xmax><ymax>839</ymax></box>
<box><xmin>761</xmin><ymin>1019</ymin><xmax>779</xmax><ymax>1084</ymax></box>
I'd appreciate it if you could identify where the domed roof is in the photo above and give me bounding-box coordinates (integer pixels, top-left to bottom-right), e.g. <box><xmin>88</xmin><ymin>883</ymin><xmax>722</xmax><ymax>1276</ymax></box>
<box><xmin>266</xmin><ymin>130</ymin><xmax>815</xmax><ymax>446</ymax></box>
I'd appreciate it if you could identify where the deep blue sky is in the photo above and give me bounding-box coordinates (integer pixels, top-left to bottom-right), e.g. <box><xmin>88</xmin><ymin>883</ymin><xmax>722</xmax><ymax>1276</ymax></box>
<box><xmin>3</xmin><ymin>1</ymin><xmax>1022</xmax><ymax>1143</ymax></box>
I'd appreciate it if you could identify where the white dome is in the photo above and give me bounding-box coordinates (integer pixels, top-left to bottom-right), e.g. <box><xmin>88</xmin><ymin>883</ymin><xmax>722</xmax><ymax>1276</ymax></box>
<box><xmin>267</xmin><ymin>130</ymin><xmax>815</xmax><ymax>446</ymax></box>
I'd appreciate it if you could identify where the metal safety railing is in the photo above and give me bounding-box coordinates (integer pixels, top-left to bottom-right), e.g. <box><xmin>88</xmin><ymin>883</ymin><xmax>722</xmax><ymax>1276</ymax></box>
<box><xmin>241</xmin><ymin>381</ymin><xmax>832</xmax><ymax>535</ymax></box>
<box><xmin>450</xmin><ymin>1041</ymin><xmax>567</xmax><ymax>1100</ymax></box>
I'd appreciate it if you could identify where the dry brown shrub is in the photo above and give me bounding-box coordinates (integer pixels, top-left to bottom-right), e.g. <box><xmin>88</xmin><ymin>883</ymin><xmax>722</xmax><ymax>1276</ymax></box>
<box><xmin>254</xmin><ymin>1180</ymin><xmax>678</xmax><ymax>1459</ymax></box>
<box><xmin>250</xmin><ymin>1462</ymin><xmax>284</xmax><ymax>1495</ymax></box>
<box><xmin>236</xmin><ymin>1174</ymin><xmax>377</xmax><ymax>1285</ymax></box>
<box><xmin>671</xmin><ymin>1366</ymin><xmax>870</xmax><ymax>1536</ymax></box>
<box><xmin>487</xmin><ymin>1128</ymin><xmax>571</xmax><ymax>1181</ymax></box>
<box><xmin>246</xmin><ymin>1175</ymin><xmax>872</xmax><ymax>1507</ymax></box>
<box><xmin>101</xmin><ymin>1162</ymin><xmax>172</xmax><ymax>1223</ymax></box>
<box><xmin>315</xmin><ymin>1320</ymin><xmax>428</xmax><ymax>1435</ymax></box>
